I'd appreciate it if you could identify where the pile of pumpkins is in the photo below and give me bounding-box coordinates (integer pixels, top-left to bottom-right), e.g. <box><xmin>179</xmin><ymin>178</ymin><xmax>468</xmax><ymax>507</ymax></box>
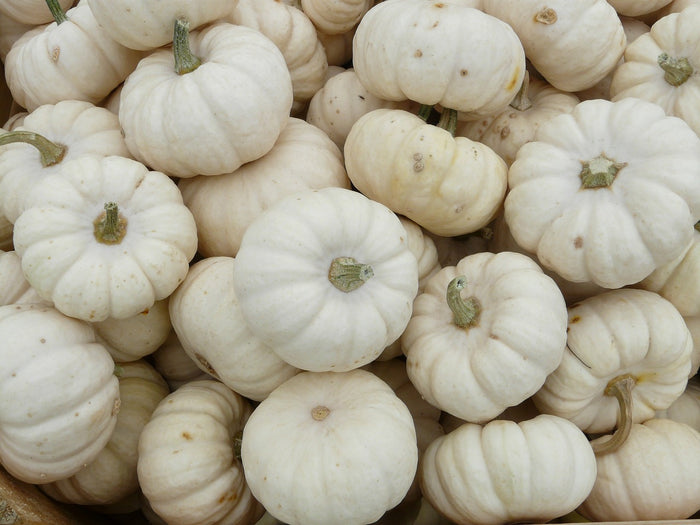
<box><xmin>1</xmin><ymin>0</ymin><xmax>699</xmax><ymax>524</ymax></box>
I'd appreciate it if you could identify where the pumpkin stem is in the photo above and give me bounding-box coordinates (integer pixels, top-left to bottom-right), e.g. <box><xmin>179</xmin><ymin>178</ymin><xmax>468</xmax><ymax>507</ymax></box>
<box><xmin>591</xmin><ymin>374</ymin><xmax>636</xmax><ymax>455</ymax></box>
<box><xmin>447</xmin><ymin>275</ymin><xmax>481</xmax><ymax>328</ymax></box>
<box><xmin>436</xmin><ymin>108</ymin><xmax>458</xmax><ymax>136</ymax></box>
<box><xmin>45</xmin><ymin>0</ymin><xmax>69</xmax><ymax>24</ymax></box>
<box><xmin>0</xmin><ymin>500</ymin><xmax>19</xmax><ymax>525</ymax></box>
<box><xmin>113</xmin><ymin>364</ymin><xmax>124</xmax><ymax>378</ymax></box>
<box><xmin>657</xmin><ymin>53</ymin><xmax>693</xmax><ymax>87</ymax></box>
<box><xmin>94</xmin><ymin>202</ymin><xmax>128</xmax><ymax>245</ymax></box>
<box><xmin>0</xmin><ymin>131</ymin><xmax>66</xmax><ymax>167</ymax></box>
<box><xmin>579</xmin><ymin>154</ymin><xmax>627</xmax><ymax>189</ymax></box>
<box><xmin>418</xmin><ymin>104</ymin><xmax>434</xmax><ymax>122</ymax></box>
<box><xmin>509</xmin><ymin>71</ymin><xmax>533</xmax><ymax>111</ymax></box>
<box><xmin>232</xmin><ymin>430</ymin><xmax>243</xmax><ymax>461</ymax></box>
<box><xmin>311</xmin><ymin>405</ymin><xmax>331</xmax><ymax>421</ymax></box>
<box><xmin>695</xmin><ymin>221</ymin><xmax>699</xmax><ymax>233</ymax></box>
<box><xmin>173</xmin><ymin>18</ymin><xmax>201</xmax><ymax>75</ymax></box>
<box><xmin>328</xmin><ymin>257</ymin><xmax>374</xmax><ymax>292</ymax></box>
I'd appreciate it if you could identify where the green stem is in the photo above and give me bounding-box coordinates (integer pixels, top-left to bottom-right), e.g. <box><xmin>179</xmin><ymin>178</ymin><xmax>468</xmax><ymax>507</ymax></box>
<box><xmin>579</xmin><ymin>154</ymin><xmax>627</xmax><ymax>189</ymax></box>
<box><xmin>233</xmin><ymin>430</ymin><xmax>243</xmax><ymax>462</ymax></box>
<box><xmin>591</xmin><ymin>374</ymin><xmax>636</xmax><ymax>455</ymax></box>
<box><xmin>509</xmin><ymin>71</ymin><xmax>533</xmax><ymax>111</ymax></box>
<box><xmin>657</xmin><ymin>53</ymin><xmax>693</xmax><ymax>87</ymax></box>
<box><xmin>436</xmin><ymin>108</ymin><xmax>458</xmax><ymax>136</ymax></box>
<box><xmin>45</xmin><ymin>0</ymin><xmax>69</xmax><ymax>24</ymax></box>
<box><xmin>328</xmin><ymin>257</ymin><xmax>373</xmax><ymax>292</ymax></box>
<box><xmin>0</xmin><ymin>131</ymin><xmax>66</xmax><ymax>167</ymax></box>
<box><xmin>173</xmin><ymin>18</ymin><xmax>201</xmax><ymax>75</ymax></box>
<box><xmin>418</xmin><ymin>104</ymin><xmax>434</xmax><ymax>122</ymax></box>
<box><xmin>447</xmin><ymin>276</ymin><xmax>481</xmax><ymax>328</ymax></box>
<box><xmin>93</xmin><ymin>202</ymin><xmax>127</xmax><ymax>245</ymax></box>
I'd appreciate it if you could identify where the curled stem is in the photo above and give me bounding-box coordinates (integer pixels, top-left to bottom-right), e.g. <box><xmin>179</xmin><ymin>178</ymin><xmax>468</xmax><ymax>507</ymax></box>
<box><xmin>447</xmin><ymin>276</ymin><xmax>481</xmax><ymax>328</ymax></box>
<box><xmin>0</xmin><ymin>131</ymin><xmax>66</xmax><ymax>167</ymax></box>
<box><xmin>591</xmin><ymin>374</ymin><xmax>636</xmax><ymax>455</ymax></box>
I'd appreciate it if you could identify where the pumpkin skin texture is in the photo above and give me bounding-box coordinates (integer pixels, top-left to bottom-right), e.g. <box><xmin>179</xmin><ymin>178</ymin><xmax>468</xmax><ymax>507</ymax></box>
<box><xmin>402</xmin><ymin>251</ymin><xmax>568</xmax><ymax>423</ymax></box>
<box><xmin>419</xmin><ymin>414</ymin><xmax>597</xmax><ymax>525</ymax></box>
<box><xmin>0</xmin><ymin>304</ymin><xmax>120</xmax><ymax>484</ymax></box>
<box><xmin>40</xmin><ymin>360</ymin><xmax>169</xmax><ymax>506</ymax></box>
<box><xmin>533</xmin><ymin>288</ymin><xmax>693</xmax><ymax>434</ymax></box>
<box><xmin>610</xmin><ymin>7</ymin><xmax>700</xmax><ymax>138</ymax></box>
<box><xmin>656</xmin><ymin>376</ymin><xmax>700</xmax><ymax>431</ymax></box>
<box><xmin>579</xmin><ymin>418</ymin><xmax>700</xmax><ymax>521</ymax></box>
<box><xmin>0</xmin><ymin>0</ymin><xmax>73</xmax><ymax>25</ymax></box>
<box><xmin>0</xmin><ymin>99</ymin><xmax>132</xmax><ymax>224</ymax></box>
<box><xmin>151</xmin><ymin>330</ymin><xmax>212</xmax><ymax>390</ymax></box>
<box><xmin>241</xmin><ymin>369</ymin><xmax>418</xmax><ymax>525</ymax></box>
<box><xmin>178</xmin><ymin>117</ymin><xmax>349</xmax><ymax>258</ymax></box>
<box><xmin>353</xmin><ymin>0</ymin><xmax>525</xmax><ymax>119</ymax></box>
<box><xmin>345</xmin><ymin>108</ymin><xmax>508</xmax><ymax>237</ymax></box>
<box><xmin>504</xmin><ymin>97</ymin><xmax>700</xmax><ymax>289</ymax></box>
<box><xmin>483</xmin><ymin>0</ymin><xmax>625</xmax><ymax>92</ymax></box>
<box><xmin>4</xmin><ymin>3</ymin><xmax>142</xmax><ymax>112</ymax></box>
<box><xmin>12</xmin><ymin>155</ymin><xmax>198</xmax><ymax>323</ymax></box>
<box><xmin>232</xmin><ymin>187</ymin><xmax>419</xmax><ymax>372</ymax></box>
<box><xmin>169</xmin><ymin>256</ymin><xmax>298</xmax><ymax>401</ymax></box>
<box><xmin>0</xmin><ymin>250</ymin><xmax>44</xmax><ymax>306</ymax></box>
<box><xmin>119</xmin><ymin>22</ymin><xmax>293</xmax><ymax>178</ymax></box>
<box><xmin>302</xmin><ymin>0</ymin><xmax>373</xmax><ymax>35</ymax></box>
<box><xmin>137</xmin><ymin>380</ymin><xmax>263</xmax><ymax>525</ymax></box>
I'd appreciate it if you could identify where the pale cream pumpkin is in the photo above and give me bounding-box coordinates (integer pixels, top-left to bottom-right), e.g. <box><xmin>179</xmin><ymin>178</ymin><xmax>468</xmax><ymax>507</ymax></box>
<box><xmin>306</xmin><ymin>68</ymin><xmax>415</xmax><ymax>150</ymax></box>
<box><xmin>607</xmin><ymin>0</ymin><xmax>674</xmax><ymax>16</ymax></box>
<box><xmin>93</xmin><ymin>299</ymin><xmax>172</xmax><ymax>362</ymax></box>
<box><xmin>12</xmin><ymin>155</ymin><xmax>198</xmax><ymax>322</ymax></box>
<box><xmin>138</xmin><ymin>380</ymin><xmax>263</xmax><ymax>525</ymax></box>
<box><xmin>353</xmin><ymin>0</ymin><xmax>525</xmax><ymax>119</ymax></box>
<box><xmin>504</xmin><ymin>97</ymin><xmax>700</xmax><ymax>289</ymax></box>
<box><xmin>316</xmin><ymin>27</ymin><xmax>354</xmax><ymax>67</ymax></box>
<box><xmin>0</xmin><ymin>304</ymin><xmax>120</xmax><ymax>484</ymax></box>
<box><xmin>456</xmin><ymin>73</ymin><xmax>579</xmax><ymax>166</ymax></box>
<box><xmin>179</xmin><ymin>117</ymin><xmax>349</xmax><ymax>258</ymax></box>
<box><xmin>0</xmin><ymin>10</ymin><xmax>33</xmax><ymax>62</ymax></box>
<box><xmin>420</xmin><ymin>414</ymin><xmax>597</xmax><ymax>525</ymax></box>
<box><xmin>40</xmin><ymin>360</ymin><xmax>169</xmax><ymax>506</ymax></box>
<box><xmin>534</xmin><ymin>289</ymin><xmax>693</xmax><ymax>449</ymax></box>
<box><xmin>402</xmin><ymin>251</ymin><xmax>568</xmax><ymax>423</ymax></box>
<box><xmin>656</xmin><ymin>376</ymin><xmax>700</xmax><ymax>431</ymax></box>
<box><xmin>228</xmin><ymin>0</ymin><xmax>328</xmax><ymax>105</ymax></box>
<box><xmin>0</xmin><ymin>250</ymin><xmax>44</xmax><ymax>306</ymax></box>
<box><xmin>579</xmin><ymin>418</ymin><xmax>700</xmax><ymax>521</ymax></box>
<box><xmin>150</xmin><ymin>331</ymin><xmax>212</xmax><ymax>390</ymax></box>
<box><xmin>610</xmin><ymin>6</ymin><xmax>700</xmax><ymax>138</ymax></box>
<box><xmin>0</xmin><ymin>99</ymin><xmax>132</xmax><ymax>224</ymax></box>
<box><xmin>86</xmin><ymin>0</ymin><xmax>234</xmax><ymax>51</ymax></box>
<box><xmin>0</xmin><ymin>0</ymin><xmax>73</xmax><ymax>25</ymax></box>
<box><xmin>232</xmin><ymin>187</ymin><xmax>419</xmax><ymax>372</ymax></box>
<box><xmin>483</xmin><ymin>0</ymin><xmax>625</xmax><ymax>92</ymax></box>
<box><xmin>169</xmin><ymin>256</ymin><xmax>299</xmax><ymax>401</ymax></box>
<box><xmin>344</xmin><ymin>108</ymin><xmax>508</xmax><ymax>237</ymax></box>
<box><xmin>4</xmin><ymin>1</ymin><xmax>142</xmax><ymax>112</ymax></box>
<box><xmin>241</xmin><ymin>369</ymin><xmax>418</xmax><ymax>525</ymax></box>
<box><xmin>302</xmin><ymin>0</ymin><xmax>373</xmax><ymax>35</ymax></box>
<box><xmin>119</xmin><ymin>20</ymin><xmax>293</xmax><ymax>178</ymax></box>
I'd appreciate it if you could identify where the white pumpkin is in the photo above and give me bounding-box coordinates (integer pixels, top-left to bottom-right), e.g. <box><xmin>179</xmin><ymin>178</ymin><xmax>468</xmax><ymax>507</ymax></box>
<box><xmin>150</xmin><ymin>330</ymin><xmax>212</xmax><ymax>390</ymax></box>
<box><xmin>579</xmin><ymin>418</ymin><xmax>700</xmax><ymax>521</ymax></box>
<box><xmin>0</xmin><ymin>0</ymin><xmax>73</xmax><ymax>25</ymax></box>
<box><xmin>0</xmin><ymin>304</ymin><xmax>120</xmax><ymax>484</ymax></box>
<box><xmin>0</xmin><ymin>99</ymin><xmax>132</xmax><ymax>224</ymax></box>
<box><xmin>607</xmin><ymin>0</ymin><xmax>674</xmax><ymax>16</ymax></box>
<box><xmin>86</xmin><ymin>0</ymin><xmax>234</xmax><ymax>51</ymax></box>
<box><xmin>4</xmin><ymin>1</ymin><xmax>142</xmax><ymax>112</ymax></box>
<box><xmin>119</xmin><ymin>20</ymin><xmax>293</xmax><ymax>178</ymax></box>
<box><xmin>610</xmin><ymin>6</ymin><xmax>700</xmax><ymax>138</ymax></box>
<box><xmin>169</xmin><ymin>256</ymin><xmax>299</xmax><ymax>401</ymax></box>
<box><xmin>420</xmin><ymin>414</ymin><xmax>597</xmax><ymax>525</ymax></box>
<box><xmin>483</xmin><ymin>0</ymin><xmax>626</xmax><ymax>92</ymax></box>
<box><xmin>0</xmin><ymin>250</ymin><xmax>44</xmax><ymax>306</ymax></box>
<box><xmin>353</xmin><ymin>0</ymin><xmax>525</xmax><ymax>119</ymax></box>
<box><xmin>656</xmin><ymin>376</ymin><xmax>700</xmax><ymax>431</ymax></box>
<box><xmin>178</xmin><ymin>117</ymin><xmax>350</xmax><ymax>258</ymax></box>
<box><xmin>302</xmin><ymin>0</ymin><xmax>373</xmax><ymax>35</ymax></box>
<box><xmin>12</xmin><ymin>155</ymin><xmax>198</xmax><ymax>322</ymax></box>
<box><xmin>504</xmin><ymin>97</ymin><xmax>700</xmax><ymax>289</ymax></box>
<box><xmin>138</xmin><ymin>380</ymin><xmax>263</xmax><ymax>525</ymax></box>
<box><xmin>344</xmin><ymin>108</ymin><xmax>508</xmax><ymax>237</ymax></box>
<box><xmin>232</xmin><ymin>187</ymin><xmax>419</xmax><ymax>372</ymax></box>
<box><xmin>402</xmin><ymin>251</ymin><xmax>568</xmax><ymax>423</ymax></box>
<box><xmin>241</xmin><ymin>369</ymin><xmax>418</xmax><ymax>525</ymax></box>
<box><xmin>533</xmin><ymin>289</ymin><xmax>693</xmax><ymax>442</ymax></box>
<box><xmin>40</xmin><ymin>360</ymin><xmax>169</xmax><ymax>506</ymax></box>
